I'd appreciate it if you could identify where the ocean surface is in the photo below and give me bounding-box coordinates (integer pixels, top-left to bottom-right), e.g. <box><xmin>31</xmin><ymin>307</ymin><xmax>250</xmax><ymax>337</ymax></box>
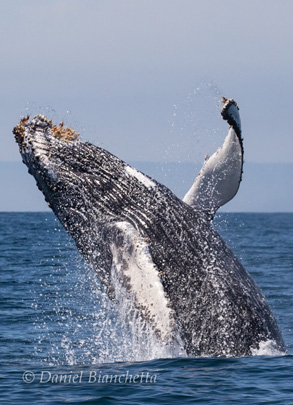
<box><xmin>0</xmin><ymin>212</ymin><xmax>292</xmax><ymax>404</ymax></box>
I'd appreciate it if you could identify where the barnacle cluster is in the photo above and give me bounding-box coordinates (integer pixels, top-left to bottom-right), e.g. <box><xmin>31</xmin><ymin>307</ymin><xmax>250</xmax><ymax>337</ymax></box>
<box><xmin>13</xmin><ymin>114</ymin><xmax>79</xmax><ymax>144</ymax></box>
<box><xmin>51</xmin><ymin>121</ymin><xmax>79</xmax><ymax>142</ymax></box>
<box><xmin>13</xmin><ymin>115</ymin><xmax>30</xmax><ymax>144</ymax></box>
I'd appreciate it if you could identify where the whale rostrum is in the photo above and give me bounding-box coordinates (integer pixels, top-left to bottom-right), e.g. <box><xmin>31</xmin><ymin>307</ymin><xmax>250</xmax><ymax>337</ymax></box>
<box><xmin>14</xmin><ymin>98</ymin><xmax>285</xmax><ymax>357</ymax></box>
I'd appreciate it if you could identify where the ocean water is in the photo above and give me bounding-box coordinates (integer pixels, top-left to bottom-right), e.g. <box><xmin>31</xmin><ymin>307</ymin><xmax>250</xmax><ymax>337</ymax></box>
<box><xmin>0</xmin><ymin>212</ymin><xmax>292</xmax><ymax>404</ymax></box>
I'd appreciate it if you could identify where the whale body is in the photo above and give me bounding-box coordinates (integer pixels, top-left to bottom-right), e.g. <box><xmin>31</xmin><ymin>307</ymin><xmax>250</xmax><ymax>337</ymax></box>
<box><xmin>13</xmin><ymin>99</ymin><xmax>285</xmax><ymax>357</ymax></box>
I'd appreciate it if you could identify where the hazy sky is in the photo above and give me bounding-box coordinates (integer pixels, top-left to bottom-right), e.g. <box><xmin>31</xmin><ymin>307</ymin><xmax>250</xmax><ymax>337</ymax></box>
<box><xmin>1</xmin><ymin>0</ymin><xmax>292</xmax><ymax>165</ymax></box>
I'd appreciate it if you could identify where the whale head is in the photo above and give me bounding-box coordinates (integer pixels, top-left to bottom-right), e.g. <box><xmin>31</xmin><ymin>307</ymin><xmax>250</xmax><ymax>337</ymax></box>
<box><xmin>13</xmin><ymin>114</ymin><xmax>163</xmax><ymax>275</ymax></box>
<box><xmin>13</xmin><ymin>115</ymin><xmax>82</xmax><ymax>206</ymax></box>
<box><xmin>13</xmin><ymin>115</ymin><xmax>120</xmax><ymax>265</ymax></box>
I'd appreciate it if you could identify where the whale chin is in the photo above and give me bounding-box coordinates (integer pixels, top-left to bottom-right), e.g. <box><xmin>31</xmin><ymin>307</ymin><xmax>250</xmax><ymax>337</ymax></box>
<box><xmin>13</xmin><ymin>100</ymin><xmax>285</xmax><ymax>357</ymax></box>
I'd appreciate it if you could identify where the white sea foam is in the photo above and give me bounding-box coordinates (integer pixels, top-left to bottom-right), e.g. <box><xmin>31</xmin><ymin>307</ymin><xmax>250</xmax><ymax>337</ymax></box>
<box><xmin>251</xmin><ymin>340</ymin><xmax>286</xmax><ymax>357</ymax></box>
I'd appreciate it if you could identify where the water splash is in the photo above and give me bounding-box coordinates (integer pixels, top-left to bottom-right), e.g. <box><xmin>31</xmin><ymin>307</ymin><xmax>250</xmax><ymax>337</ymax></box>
<box><xmin>152</xmin><ymin>80</ymin><xmax>227</xmax><ymax>197</ymax></box>
<box><xmin>32</xmin><ymin>231</ymin><xmax>185</xmax><ymax>366</ymax></box>
<box><xmin>164</xmin><ymin>80</ymin><xmax>225</xmax><ymax>165</ymax></box>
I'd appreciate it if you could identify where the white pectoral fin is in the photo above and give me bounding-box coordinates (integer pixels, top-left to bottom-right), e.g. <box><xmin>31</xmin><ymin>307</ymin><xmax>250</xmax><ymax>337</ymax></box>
<box><xmin>183</xmin><ymin>98</ymin><xmax>243</xmax><ymax>217</ymax></box>
<box><xmin>109</xmin><ymin>221</ymin><xmax>175</xmax><ymax>342</ymax></box>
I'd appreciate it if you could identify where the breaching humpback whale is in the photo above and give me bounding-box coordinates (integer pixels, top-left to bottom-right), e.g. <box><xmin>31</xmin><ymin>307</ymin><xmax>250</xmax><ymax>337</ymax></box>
<box><xmin>13</xmin><ymin>98</ymin><xmax>285</xmax><ymax>357</ymax></box>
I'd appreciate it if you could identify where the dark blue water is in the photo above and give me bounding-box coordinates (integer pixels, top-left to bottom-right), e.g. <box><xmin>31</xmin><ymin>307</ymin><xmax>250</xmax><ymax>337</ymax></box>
<box><xmin>0</xmin><ymin>212</ymin><xmax>292</xmax><ymax>404</ymax></box>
